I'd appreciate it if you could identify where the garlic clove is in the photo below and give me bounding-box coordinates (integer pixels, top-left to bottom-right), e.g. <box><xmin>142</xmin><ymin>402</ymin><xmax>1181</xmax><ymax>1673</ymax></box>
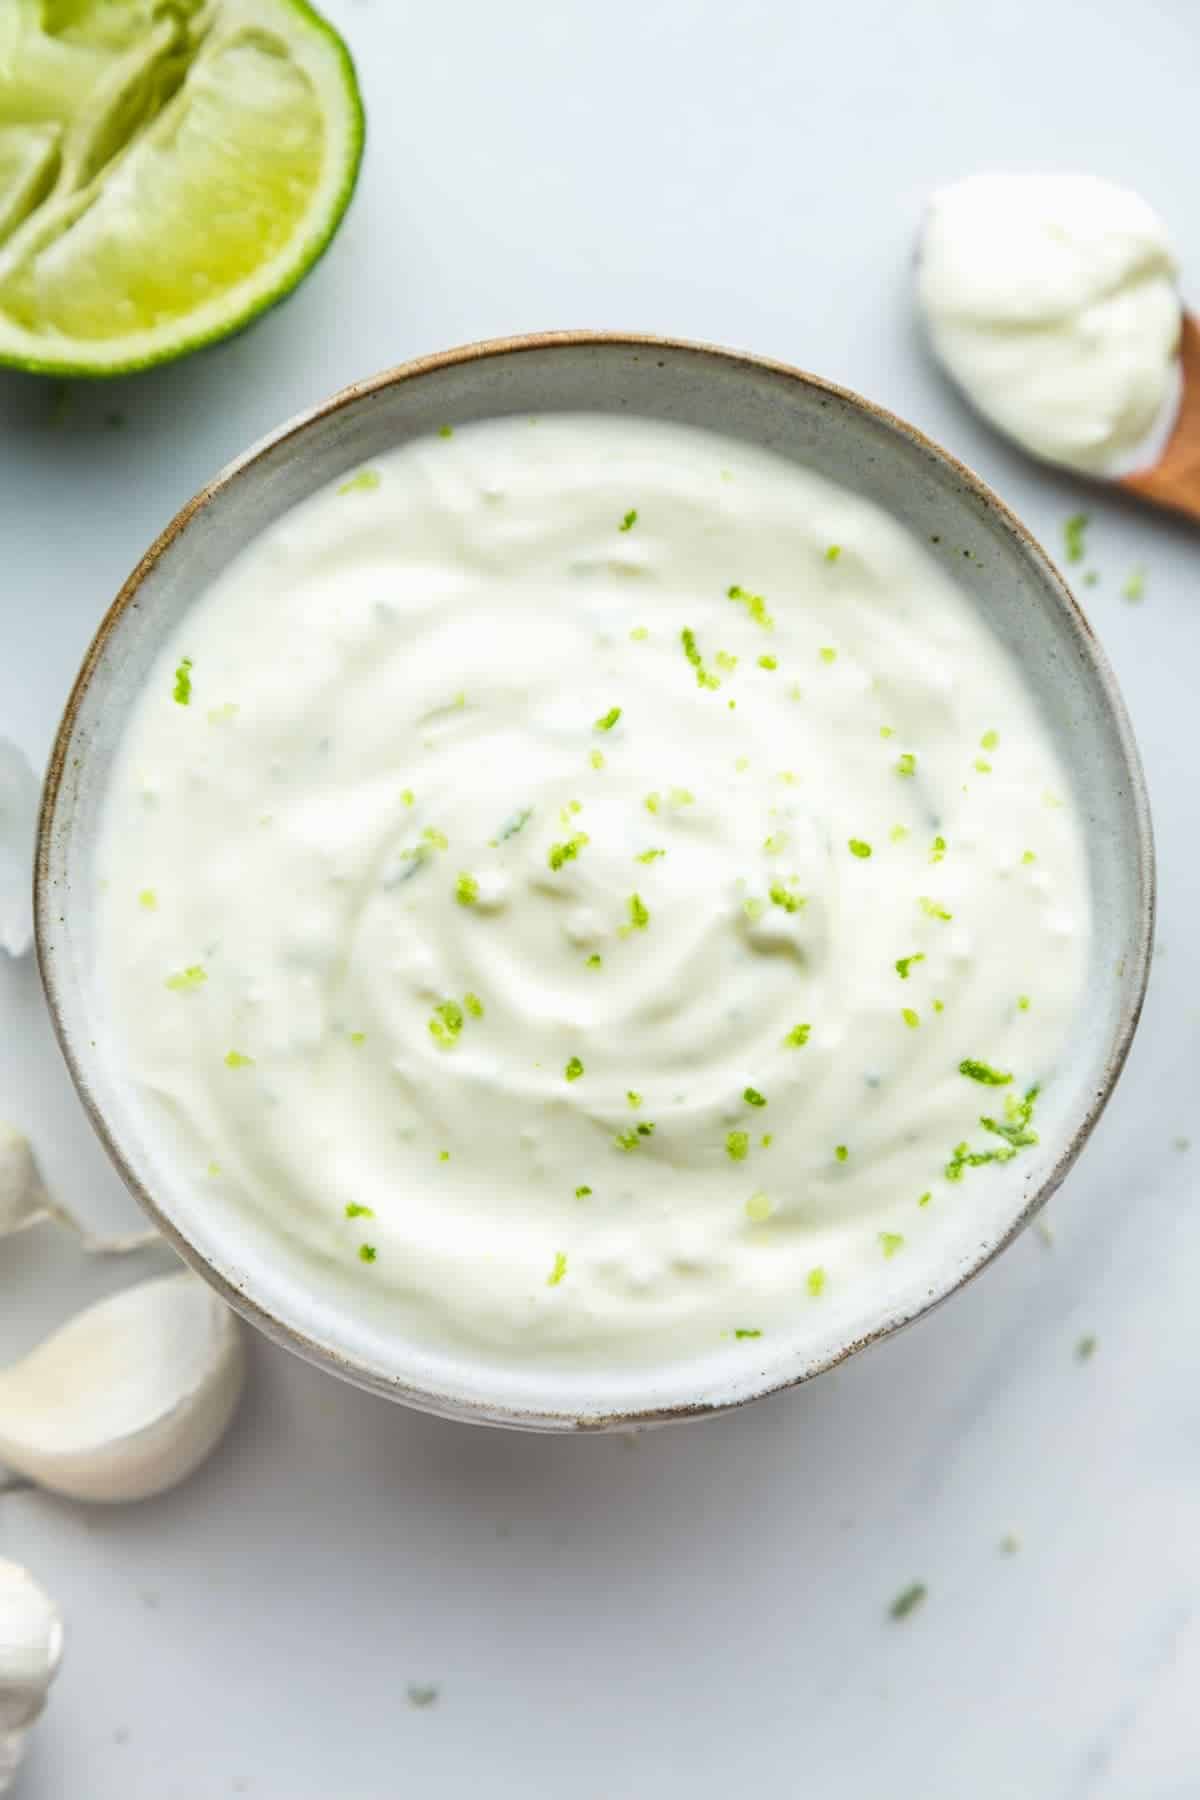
<box><xmin>0</xmin><ymin>1559</ymin><xmax>63</xmax><ymax>1796</ymax></box>
<box><xmin>0</xmin><ymin>740</ymin><xmax>38</xmax><ymax>961</ymax></box>
<box><xmin>0</xmin><ymin>1272</ymin><xmax>245</xmax><ymax>1504</ymax></box>
<box><xmin>0</xmin><ymin>1125</ymin><xmax>50</xmax><ymax>1239</ymax></box>
<box><xmin>0</xmin><ymin>1560</ymin><xmax>63</xmax><ymax>1733</ymax></box>
<box><xmin>0</xmin><ymin>1121</ymin><xmax>159</xmax><ymax>1254</ymax></box>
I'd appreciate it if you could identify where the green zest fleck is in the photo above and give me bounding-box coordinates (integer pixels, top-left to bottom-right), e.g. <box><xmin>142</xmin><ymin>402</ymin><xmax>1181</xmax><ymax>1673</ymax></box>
<box><xmin>742</xmin><ymin>898</ymin><xmax>766</xmax><ymax>924</ymax></box>
<box><xmin>901</xmin><ymin>1008</ymin><xmax>919</xmax><ymax>1029</ymax></box>
<box><xmin>625</xmin><ymin>892</ymin><xmax>650</xmax><ymax>931</ymax></box>
<box><xmin>224</xmin><ymin>1050</ymin><xmax>253</xmax><ymax>1069</ymax></box>
<box><xmin>1075</xmin><ymin>1333</ymin><xmax>1097</xmax><ymax>1361</ymax></box>
<box><xmin>1122</xmin><ymin>566</ymin><xmax>1146</xmax><ymax>603</ymax></box>
<box><xmin>725</xmin><ymin>1131</ymin><xmax>750</xmax><ymax>1161</ymax></box>
<box><xmin>981</xmin><ymin>730</ymin><xmax>999</xmax><ymax>751</ymax></box>
<box><xmin>636</xmin><ymin>848</ymin><xmax>666</xmax><ymax>863</ymax></box>
<box><xmin>761</xmin><ymin>1133</ymin><xmax>773</xmax><ymax>1148</ymax></box>
<box><xmin>734</xmin><ymin>1328</ymin><xmax>762</xmax><ymax>1340</ymax></box>
<box><xmin>337</xmin><ymin>468</ymin><xmax>381</xmax><ymax>495</ymax></box>
<box><xmin>726</xmin><ymin>584</ymin><xmax>774</xmax><ymax>629</ymax></box>
<box><xmin>895</xmin><ymin>953</ymin><xmax>925</xmax><ymax>979</ymax></box>
<box><xmin>819</xmin><ymin>646</ymin><xmax>837</xmax><ymax>665</ymax></box>
<box><xmin>349</xmin><ymin>1031</ymin><xmax>366</xmax><ymax>1046</ymax></box>
<box><xmin>960</xmin><ymin>1059</ymin><xmax>1012</xmax><ymax>1086</ymax></box>
<box><xmin>757</xmin><ymin>654</ymin><xmax>778</xmax><ymax>671</ymax></box>
<box><xmin>681</xmin><ymin>627</ymin><xmax>721</xmax><ymax>691</ymax></box>
<box><xmin>1017</xmin><ymin>994</ymin><xmax>1031</xmax><ymax>1012</ymax></box>
<box><xmin>743</xmin><ymin>1087</ymin><xmax>767</xmax><ymax>1108</ymax></box>
<box><xmin>745</xmin><ymin>1191</ymin><xmax>772</xmax><ymax>1222</ymax></box>
<box><xmin>575</xmin><ymin>1185</ymin><xmax>592</xmax><ymax>1199</ymax></box>
<box><xmin>1063</xmin><ymin>513</ymin><xmax>1089</xmax><ymax>564</ymax></box>
<box><xmin>891</xmin><ymin>824</ymin><xmax>910</xmax><ymax>844</ymax></box>
<box><xmin>825</xmin><ymin>545</ymin><xmax>841</xmax><ymax>563</ymax></box>
<box><xmin>784</xmin><ymin>1023</ymin><xmax>811</xmax><ymax>1048</ymax></box>
<box><xmin>547</xmin><ymin>1251</ymin><xmax>568</xmax><ymax>1287</ymax></box>
<box><xmin>585</xmin><ymin>954</ymin><xmax>603</xmax><ymax>969</ymax></box>
<box><xmin>464</xmin><ymin>992</ymin><xmax>484</xmax><ymax>1018</ymax></box>
<box><xmin>493</xmin><ymin>806</ymin><xmax>532</xmax><ymax>843</ymax></box>
<box><xmin>138</xmin><ymin>888</ymin><xmax>157</xmax><ymax>910</ymax></box>
<box><xmin>455</xmin><ymin>872</ymin><xmax>480</xmax><ymax>907</ymax></box>
<box><xmin>590</xmin><ymin>750</ymin><xmax>605</xmax><ymax>770</ymax></box>
<box><xmin>769</xmin><ymin>881</ymin><xmax>805</xmax><ymax>913</ymax></box>
<box><xmin>880</xmin><ymin>725</ymin><xmax>895</xmax><ymax>740</ymax></box>
<box><xmin>630</xmin><ymin>625</ymin><xmax>649</xmax><ymax>641</ymax></box>
<box><xmin>359</xmin><ymin>1243</ymin><xmax>377</xmax><ymax>1263</ymax></box>
<box><xmin>619</xmin><ymin>509</ymin><xmax>638</xmax><ymax>532</ymax></box>
<box><xmin>614</xmin><ymin>1123</ymin><xmax>655</xmax><ymax>1151</ymax></box>
<box><xmin>895</xmin><ymin>752</ymin><xmax>917</xmax><ymax>778</ymax></box>
<box><xmin>974</xmin><ymin>757</ymin><xmax>992</xmax><ymax>774</ymax></box>
<box><xmin>437</xmin><ymin>424</ymin><xmax>453</xmax><ymax>438</ymax></box>
<box><xmin>401</xmin><ymin>789</ymin><xmax>415</xmax><ymax>807</ymax></box>
<box><xmin>889</xmin><ymin>1583</ymin><xmax>927</xmax><ymax>1622</ymax></box>
<box><xmin>1022</xmin><ymin>849</ymin><xmax>1036</xmax><ymax>865</ymax></box>
<box><xmin>429</xmin><ymin>999</ymin><xmax>466</xmax><ymax>1048</ymax></box>
<box><xmin>979</xmin><ymin>1085</ymin><xmax>1039</xmax><ymax>1150</ymax></box>
<box><xmin>835</xmin><ymin>1145</ymin><xmax>849</xmax><ymax>1164</ymax></box>
<box><xmin>807</xmin><ymin>1267</ymin><xmax>826</xmax><ymax>1297</ymax></box>
<box><xmin>930</xmin><ymin>835</ymin><xmax>947</xmax><ymax>864</ymax></box>
<box><xmin>715</xmin><ymin>650</ymin><xmax>738</xmax><ymax>672</ymax></box>
<box><xmin>594</xmin><ymin>706</ymin><xmax>622</xmax><ymax>732</ymax></box>
<box><xmin>548</xmin><ymin>833</ymin><xmax>589</xmax><ymax>871</ymax></box>
<box><xmin>165</xmin><ymin>964</ymin><xmax>207</xmax><ymax>993</ymax></box>
<box><xmin>848</xmin><ymin>838</ymin><xmax>872</xmax><ymax>859</ymax></box>
<box><xmin>627</xmin><ymin>1090</ymin><xmax>643</xmax><ymax>1109</ymax></box>
<box><xmin>879</xmin><ymin>1232</ymin><xmax>904</xmax><ymax>1257</ymax></box>
<box><xmin>918</xmin><ymin>1191</ymin><xmax>932</xmax><ymax>1207</ymax></box>
<box><xmin>345</xmin><ymin>1202</ymin><xmax>374</xmax><ymax>1219</ymax></box>
<box><xmin>423</xmin><ymin>826</ymin><xmax>449</xmax><ymax>852</ymax></box>
<box><xmin>763</xmin><ymin>832</ymin><xmax>788</xmax><ymax>856</ymax></box>
<box><xmin>172</xmin><ymin>657</ymin><xmax>193</xmax><ymax>705</ymax></box>
<box><xmin>439</xmin><ymin>1149</ymin><xmax>450</xmax><ymax>1163</ymax></box>
<box><xmin>919</xmin><ymin>896</ymin><xmax>952</xmax><ymax>921</ymax></box>
<box><xmin>565</xmin><ymin>1056</ymin><xmax>584</xmax><ymax>1082</ymax></box>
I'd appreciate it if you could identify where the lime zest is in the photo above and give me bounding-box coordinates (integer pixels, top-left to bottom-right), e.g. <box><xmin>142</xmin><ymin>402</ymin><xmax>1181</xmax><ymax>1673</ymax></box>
<box><xmin>337</xmin><ymin>469</ymin><xmax>380</xmax><ymax>495</ymax></box>
<box><xmin>565</xmin><ymin>1056</ymin><xmax>584</xmax><ymax>1082</ymax></box>
<box><xmin>172</xmin><ymin>657</ymin><xmax>193</xmax><ymax>705</ymax></box>
<box><xmin>726</xmin><ymin>584</ymin><xmax>774</xmax><ymax>629</ymax></box>
<box><xmin>618</xmin><ymin>509</ymin><xmax>638</xmax><ymax>532</ymax></box>
<box><xmin>547</xmin><ymin>1251</ymin><xmax>568</xmax><ymax>1287</ymax></box>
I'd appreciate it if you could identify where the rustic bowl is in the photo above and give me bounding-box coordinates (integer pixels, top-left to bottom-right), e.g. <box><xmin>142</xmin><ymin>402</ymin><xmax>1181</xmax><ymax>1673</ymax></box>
<box><xmin>35</xmin><ymin>333</ymin><xmax>1154</xmax><ymax>1431</ymax></box>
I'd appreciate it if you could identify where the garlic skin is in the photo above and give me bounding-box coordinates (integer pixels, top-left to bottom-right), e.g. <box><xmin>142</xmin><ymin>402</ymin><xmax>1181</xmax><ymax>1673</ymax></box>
<box><xmin>0</xmin><ymin>1121</ymin><xmax>158</xmax><ymax>1254</ymax></box>
<box><xmin>0</xmin><ymin>1272</ymin><xmax>245</xmax><ymax>1504</ymax></box>
<box><xmin>0</xmin><ymin>740</ymin><xmax>38</xmax><ymax>961</ymax></box>
<box><xmin>0</xmin><ymin>1560</ymin><xmax>63</xmax><ymax>1796</ymax></box>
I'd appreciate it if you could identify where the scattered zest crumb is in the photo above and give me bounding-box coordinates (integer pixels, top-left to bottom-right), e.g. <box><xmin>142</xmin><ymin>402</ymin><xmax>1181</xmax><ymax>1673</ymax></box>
<box><xmin>1075</xmin><ymin>1333</ymin><xmax>1097</xmax><ymax>1362</ymax></box>
<box><xmin>889</xmin><ymin>1582</ymin><xmax>927</xmax><ymax>1622</ymax></box>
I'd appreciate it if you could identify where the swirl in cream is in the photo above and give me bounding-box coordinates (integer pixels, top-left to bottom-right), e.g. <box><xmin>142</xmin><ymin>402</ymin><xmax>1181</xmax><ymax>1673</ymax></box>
<box><xmin>95</xmin><ymin>415</ymin><xmax>1089</xmax><ymax>1374</ymax></box>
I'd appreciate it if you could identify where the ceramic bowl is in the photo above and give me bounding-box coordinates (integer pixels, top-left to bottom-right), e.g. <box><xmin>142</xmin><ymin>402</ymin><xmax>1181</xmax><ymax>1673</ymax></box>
<box><xmin>35</xmin><ymin>333</ymin><xmax>1154</xmax><ymax>1431</ymax></box>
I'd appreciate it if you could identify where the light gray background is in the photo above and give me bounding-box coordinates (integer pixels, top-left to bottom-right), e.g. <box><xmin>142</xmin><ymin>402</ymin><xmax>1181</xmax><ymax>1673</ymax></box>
<box><xmin>2</xmin><ymin>1</ymin><xmax>1198</xmax><ymax>1794</ymax></box>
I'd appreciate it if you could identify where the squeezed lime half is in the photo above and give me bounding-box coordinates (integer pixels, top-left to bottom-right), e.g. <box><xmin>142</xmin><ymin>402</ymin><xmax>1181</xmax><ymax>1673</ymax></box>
<box><xmin>0</xmin><ymin>0</ymin><xmax>364</xmax><ymax>376</ymax></box>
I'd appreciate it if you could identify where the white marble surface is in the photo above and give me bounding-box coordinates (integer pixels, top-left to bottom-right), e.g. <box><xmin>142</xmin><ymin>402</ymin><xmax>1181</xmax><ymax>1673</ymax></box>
<box><xmin>2</xmin><ymin>0</ymin><xmax>1198</xmax><ymax>1792</ymax></box>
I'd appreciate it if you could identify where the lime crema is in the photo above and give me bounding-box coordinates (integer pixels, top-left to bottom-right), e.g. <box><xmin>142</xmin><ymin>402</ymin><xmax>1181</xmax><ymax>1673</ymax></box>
<box><xmin>94</xmin><ymin>415</ymin><xmax>1089</xmax><ymax>1380</ymax></box>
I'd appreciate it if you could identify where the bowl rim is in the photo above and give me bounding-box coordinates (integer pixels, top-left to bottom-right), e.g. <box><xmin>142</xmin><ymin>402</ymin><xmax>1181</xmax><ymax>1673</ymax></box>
<box><xmin>34</xmin><ymin>329</ymin><xmax>1156</xmax><ymax>1431</ymax></box>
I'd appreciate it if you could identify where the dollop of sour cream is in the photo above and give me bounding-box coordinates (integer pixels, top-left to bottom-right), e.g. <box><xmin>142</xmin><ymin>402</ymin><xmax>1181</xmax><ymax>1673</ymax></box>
<box><xmin>918</xmin><ymin>172</ymin><xmax>1183</xmax><ymax>475</ymax></box>
<box><xmin>95</xmin><ymin>415</ymin><xmax>1089</xmax><ymax>1382</ymax></box>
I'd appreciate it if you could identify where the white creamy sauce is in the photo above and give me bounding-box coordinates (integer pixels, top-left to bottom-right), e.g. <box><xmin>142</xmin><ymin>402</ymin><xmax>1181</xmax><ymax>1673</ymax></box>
<box><xmin>918</xmin><ymin>172</ymin><xmax>1182</xmax><ymax>475</ymax></box>
<box><xmin>95</xmin><ymin>415</ymin><xmax>1089</xmax><ymax>1378</ymax></box>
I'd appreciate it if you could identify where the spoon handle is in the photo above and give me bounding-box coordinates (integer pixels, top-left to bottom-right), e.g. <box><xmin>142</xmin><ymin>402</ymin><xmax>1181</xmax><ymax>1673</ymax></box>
<box><xmin>1121</xmin><ymin>313</ymin><xmax>1200</xmax><ymax>523</ymax></box>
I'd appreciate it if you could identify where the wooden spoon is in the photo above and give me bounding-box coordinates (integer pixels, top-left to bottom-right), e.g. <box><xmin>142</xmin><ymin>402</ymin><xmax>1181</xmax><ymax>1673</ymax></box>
<box><xmin>1121</xmin><ymin>313</ymin><xmax>1200</xmax><ymax>522</ymax></box>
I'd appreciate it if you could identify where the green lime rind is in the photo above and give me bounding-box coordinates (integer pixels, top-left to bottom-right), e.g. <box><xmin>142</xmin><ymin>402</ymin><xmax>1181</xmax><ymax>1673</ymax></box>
<box><xmin>0</xmin><ymin>0</ymin><xmax>365</xmax><ymax>379</ymax></box>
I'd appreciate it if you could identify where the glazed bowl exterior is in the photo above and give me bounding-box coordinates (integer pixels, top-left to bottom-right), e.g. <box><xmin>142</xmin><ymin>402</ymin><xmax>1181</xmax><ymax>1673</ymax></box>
<box><xmin>36</xmin><ymin>333</ymin><xmax>1154</xmax><ymax>1431</ymax></box>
